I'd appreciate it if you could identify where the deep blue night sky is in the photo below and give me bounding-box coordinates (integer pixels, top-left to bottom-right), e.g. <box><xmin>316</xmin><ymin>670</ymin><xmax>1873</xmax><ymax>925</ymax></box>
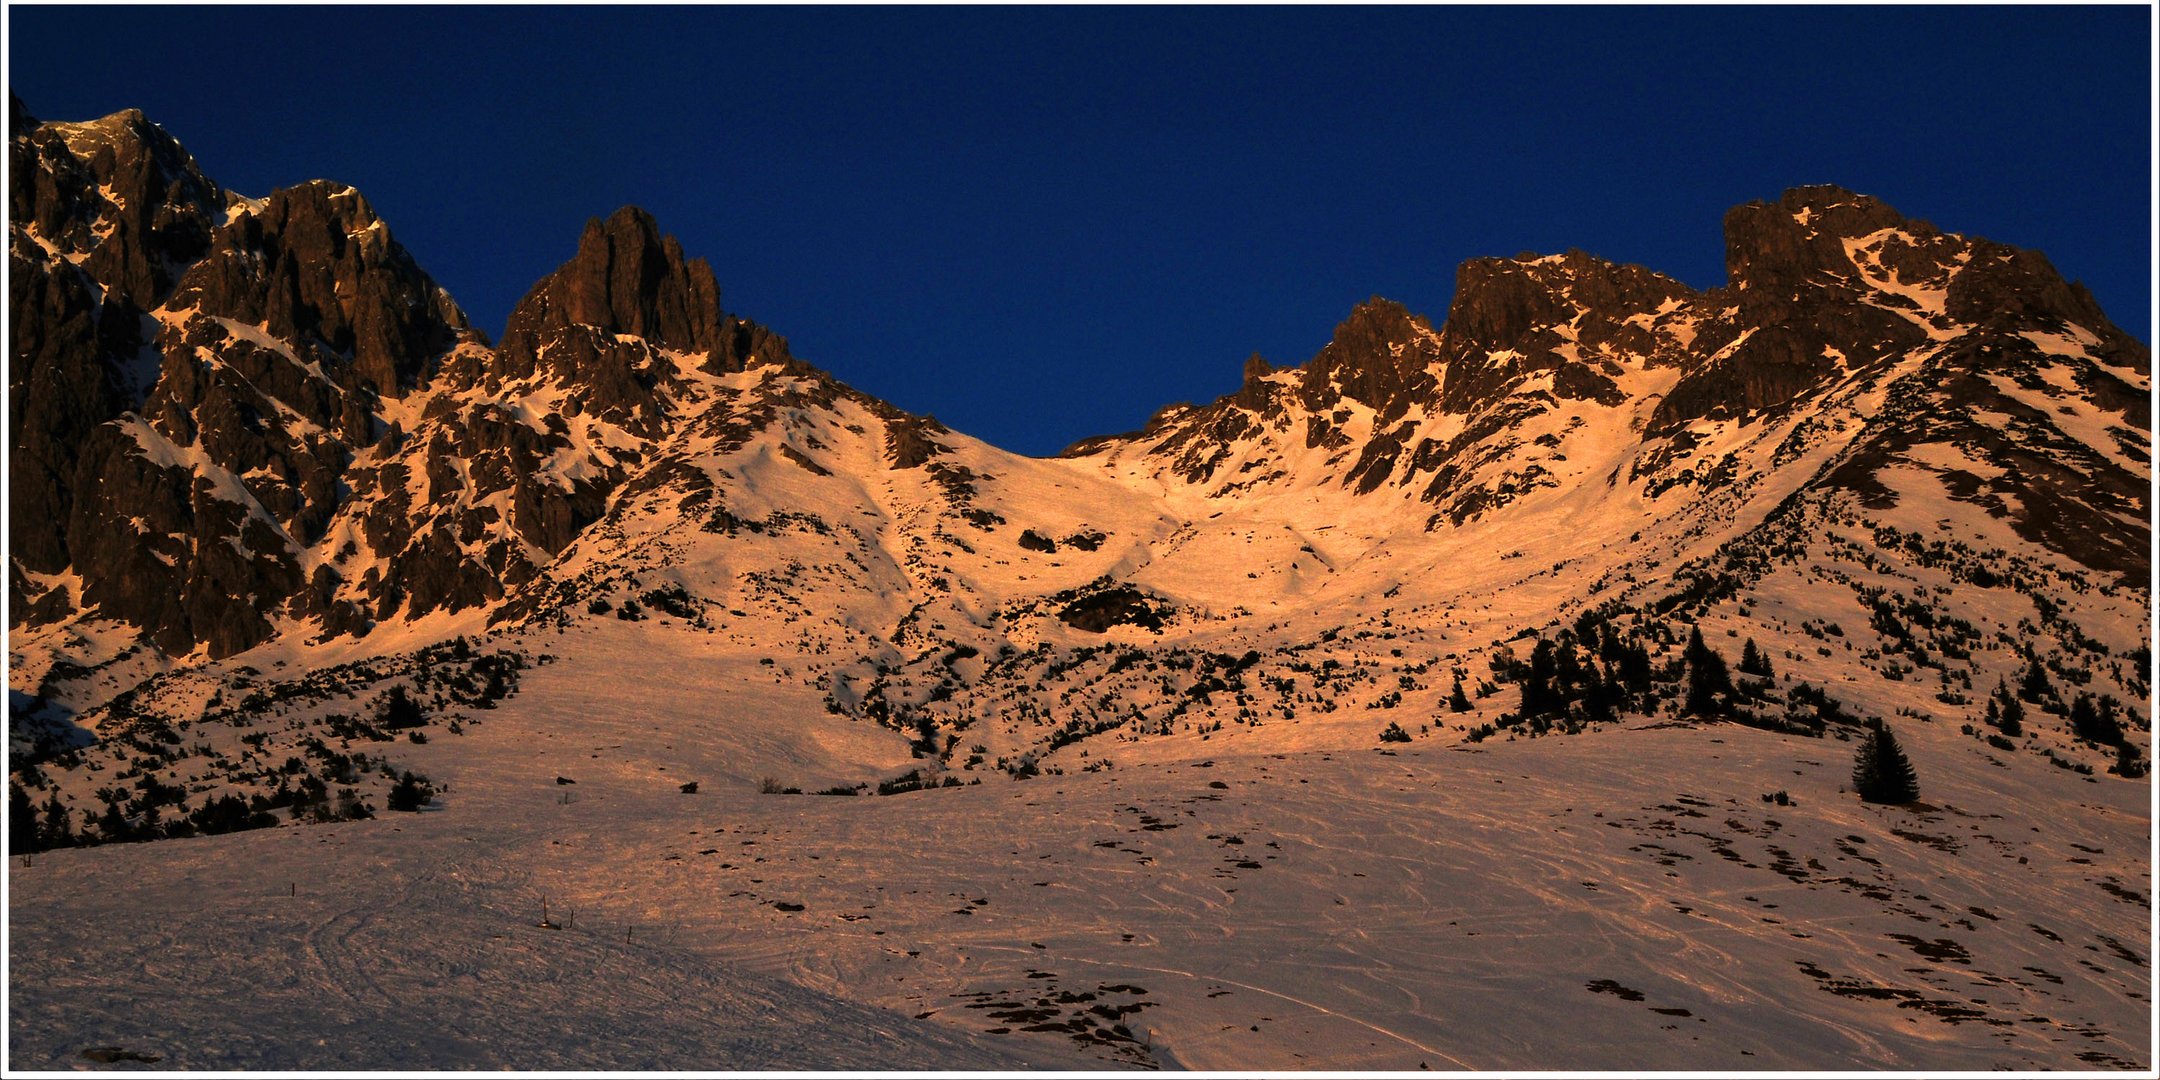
<box><xmin>11</xmin><ymin>5</ymin><xmax>2152</xmax><ymax>455</ymax></box>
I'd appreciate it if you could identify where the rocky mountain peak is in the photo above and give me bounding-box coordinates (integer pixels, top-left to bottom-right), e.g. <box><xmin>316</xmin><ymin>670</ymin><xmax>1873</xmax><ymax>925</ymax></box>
<box><xmin>10</xmin><ymin>104</ymin><xmax>232</xmax><ymax>588</ymax></box>
<box><xmin>1290</xmin><ymin>297</ymin><xmax>1442</xmax><ymax>424</ymax></box>
<box><xmin>1444</xmin><ymin>249</ymin><xmax>1692</xmax><ymax>352</ymax></box>
<box><xmin>12</xmin><ymin>104</ymin><xmax>224</xmax><ymax>305</ymax></box>
<box><xmin>1430</xmin><ymin>249</ymin><xmax>1690</xmax><ymax>415</ymax></box>
<box><xmin>10</xmin><ymin>92</ymin><xmax>37</xmax><ymax>135</ymax></box>
<box><xmin>1944</xmin><ymin>241</ymin><xmax>2116</xmax><ymax>333</ymax></box>
<box><xmin>1723</xmin><ymin>184</ymin><xmax>1945</xmax><ymax>292</ymax></box>
<box><xmin>168</xmin><ymin>179</ymin><xmax>475</xmax><ymax>395</ymax></box>
<box><xmin>1329</xmin><ymin>295</ymin><xmax>1423</xmax><ymax>346</ymax></box>
<box><xmin>497</xmin><ymin>205</ymin><xmax>724</xmax><ymax>371</ymax></box>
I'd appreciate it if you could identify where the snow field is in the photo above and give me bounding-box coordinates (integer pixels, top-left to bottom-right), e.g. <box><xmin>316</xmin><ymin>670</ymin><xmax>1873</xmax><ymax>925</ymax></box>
<box><xmin>12</xmin><ymin>661</ymin><xmax>2147</xmax><ymax>1070</ymax></box>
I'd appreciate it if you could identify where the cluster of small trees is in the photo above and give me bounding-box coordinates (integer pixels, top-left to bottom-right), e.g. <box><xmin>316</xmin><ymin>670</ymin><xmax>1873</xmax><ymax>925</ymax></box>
<box><xmin>1983</xmin><ymin>662</ymin><xmax>2144</xmax><ymax>774</ymax></box>
<box><xmin>7</xmin><ymin>762</ymin><xmax>436</xmax><ymax>853</ymax></box>
<box><xmin>1495</xmin><ymin>613</ymin><xmax>1658</xmax><ymax>733</ymax></box>
<box><xmin>1486</xmin><ymin>614</ymin><xmax>1792</xmax><ymax>737</ymax></box>
<box><xmin>10</xmin><ymin>785</ymin><xmax>73</xmax><ymax>854</ymax></box>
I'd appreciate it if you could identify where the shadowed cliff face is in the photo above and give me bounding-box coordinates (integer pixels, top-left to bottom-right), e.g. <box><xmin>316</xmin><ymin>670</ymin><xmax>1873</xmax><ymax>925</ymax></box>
<box><xmin>10</xmin><ymin>103</ymin><xmax>225</xmax><ymax>580</ymax></box>
<box><xmin>9</xmin><ymin>105</ymin><xmax>483</xmax><ymax>656</ymax></box>
<box><xmin>1434</xmin><ymin>250</ymin><xmax>1694</xmax><ymax>415</ymax></box>
<box><xmin>6</xmin><ymin>105</ymin><xmax>815</xmax><ymax>655</ymax></box>
<box><xmin>171</xmin><ymin>180</ymin><xmax>474</xmax><ymax>395</ymax></box>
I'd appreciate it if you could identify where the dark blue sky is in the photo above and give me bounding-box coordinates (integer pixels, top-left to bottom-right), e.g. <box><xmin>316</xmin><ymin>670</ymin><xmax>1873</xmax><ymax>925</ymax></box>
<box><xmin>12</xmin><ymin>5</ymin><xmax>2152</xmax><ymax>455</ymax></box>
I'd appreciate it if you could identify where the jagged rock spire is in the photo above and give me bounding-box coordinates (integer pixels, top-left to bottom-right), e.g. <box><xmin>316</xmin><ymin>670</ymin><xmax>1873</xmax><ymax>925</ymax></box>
<box><xmin>497</xmin><ymin>205</ymin><xmax>725</xmax><ymax>373</ymax></box>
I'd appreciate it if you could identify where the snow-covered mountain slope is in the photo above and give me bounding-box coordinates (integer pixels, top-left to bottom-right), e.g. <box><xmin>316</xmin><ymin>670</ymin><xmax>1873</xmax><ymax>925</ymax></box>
<box><xmin>7</xmin><ymin>103</ymin><xmax>2150</xmax><ymax>1070</ymax></box>
<box><xmin>10</xmin><ymin>102</ymin><xmax>2149</xmax><ymax>824</ymax></box>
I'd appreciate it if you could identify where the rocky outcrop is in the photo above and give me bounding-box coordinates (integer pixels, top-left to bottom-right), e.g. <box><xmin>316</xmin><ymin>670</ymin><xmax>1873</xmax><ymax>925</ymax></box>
<box><xmin>12</xmin><ymin>107</ymin><xmax>223</xmax><ymax>303</ymax></box>
<box><xmin>316</xmin><ymin>208</ymin><xmax>812</xmax><ymax>630</ymax></box>
<box><xmin>170</xmin><ymin>181</ymin><xmax>475</xmax><ymax>394</ymax></box>
<box><xmin>1945</xmin><ymin>241</ymin><xmax>2114</xmax><ymax>331</ymax></box>
<box><xmin>9</xmin><ymin>105</ymin><xmax>226</xmax><ymax>579</ymax></box>
<box><xmin>9</xmin><ymin>106</ymin><xmax>471</xmax><ymax>654</ymax></box>
<box><xmin>1296</xmin><ymin>298</ymin><xmax>1442</xmax><ymax>424</ymax></box>
<box><xmin>1435</xmin><ymin>250</ymin><xmax>1690</xmax><ymax>415</ymax></box>
<box><xmin>1062</xmin><ymin>183</ymin><xmax>2146</xmax><ymax>579</ymax></box>
<box><xmin>8</xmin><ymin>244</ymin><xmax>118</xmax><ymax>575</ymax></box>
<box><xmin>9</xmin><ymin>111</ymin><xmax>827</xmax><ymax>654</ymax></box>
<box><xmin>498</xmin><ymin>206</ymin><xmax>725</xmax><ymax>369</ymax></box>
<box><xmin>1721</xmin><ymin>184</ymin><xmax>1913</xmax><ymax>293</ymax></box>
<box><xmin>1646</xmin><ymin>185</ymin><xmax>2140</xmax><ymax>438</ymax></box>
<box><xmin>1071</xmin><ymin>250</ymin><xmax>1692</xmax><ymax>505</ymax></box>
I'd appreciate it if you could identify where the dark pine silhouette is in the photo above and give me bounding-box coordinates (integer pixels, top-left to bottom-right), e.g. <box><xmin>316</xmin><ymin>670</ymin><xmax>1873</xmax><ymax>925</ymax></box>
<box><xmin>2071</xmin><ymin>694</ymin><xmax>2125</xmax><ymax>747</ymax></box>
<box><xmin>379</xmin><ymin>685</ymin><xmax>426</xmax><ymax>730</ymax></box>
<box><xmin>387</xmin><ymin>771</ymin><xmax>432</xmax><ymax>812</ymax></box>
<box><xmin>1738</xmin><ymin>638</ymin><xmax>1773</xmax><ymax>678</ymax></box>
<box><xmin>1683</xmin><ymin>627</ymin><xmax>1733</xmax><ymax>716</ymax></box>
<box><xmin>1852</xmin><ymin>720</ymin><xmax>1920</xmax><ymax>804</ymax></box>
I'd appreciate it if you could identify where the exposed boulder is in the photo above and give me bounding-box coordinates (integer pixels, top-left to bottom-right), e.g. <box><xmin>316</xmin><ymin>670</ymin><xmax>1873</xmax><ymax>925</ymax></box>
<box><xmin>1057</xmin><ymin>586</ymin><xmax>1168</xmax><ymax>633</ymax></box>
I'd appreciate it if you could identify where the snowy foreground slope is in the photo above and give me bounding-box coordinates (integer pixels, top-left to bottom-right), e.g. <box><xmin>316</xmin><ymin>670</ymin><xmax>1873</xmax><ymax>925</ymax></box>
<box><xmin>10</xmin><ymin>640</ymin><xmax>2148</xmax><ymax>1070</ymax></box>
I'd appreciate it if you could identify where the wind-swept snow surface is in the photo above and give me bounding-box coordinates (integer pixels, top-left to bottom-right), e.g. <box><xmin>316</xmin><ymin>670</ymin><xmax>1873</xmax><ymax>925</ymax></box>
<box><xmin>7</xmin><ymin>815</ymin><xmax>1065</xmax><ymax>1070</ymax></box>
<box><xmin>11</xmin><ymin>673</ymin><xmax>2147</xmax><ymax>1070</ymax></box>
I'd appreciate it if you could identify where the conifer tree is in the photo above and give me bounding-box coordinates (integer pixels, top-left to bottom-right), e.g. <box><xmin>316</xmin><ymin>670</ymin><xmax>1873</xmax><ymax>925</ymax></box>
<box><xmin>1573</xmin><ymin>611</ymin><xmax>1602</xmax><ymax>650</ymax></box>
<box><xmin>1520</xmin><ymin>639</ymin><xmax>1560</xmax><ymax>718</ymax></box>
<box><xmin>388</xmin><ymin>771</ymin><xmax>431</xmax><ymax>812</ymax></box>
<box><xmin>1738</xmin><ymin>638</ymin><xmax>1773</xmax><ymax>678</ymax></box>
<box><xmin>1683</xmin><ymin>627</ymin><xmax>1733</xmax><ymax>715</ymax></box>
<box><xmin>2114</xmin><ymin>741</ymin><xmax>2145</xmax><ymax>778</ymax></box>
<box><xmin>38</xmin><ymin>794</ymin><xmax>74</xmax><ymax>850</ymax></box>
<box><xmin>2019</xmin><ymin>658</ymin><xmax>2054</xmax><ymax>705</ymax></box>
<box><xmin>1852</xmin><ymin>720</ymin><xmax>1920</xmax><ymax>804</ymax></box>
<box><xmin>97</xmin><ymin>800</ymin><xmax>131</xmax><ymax>844</ymax></box>
<box><xmin>1448</xmin><ymin>677</ymin><xmax>1473</xmax><ymax>713</ymax></box>
<box><xmin>1553</xmin><ymin>642</ymin><xmax>1584</xmax><ymax>697</ymax></box>
<box><xmin>380</xmin><ymin>685</ymin><xmax>425</xmax><ymax>730</ymax></box>
<box><xmin>1618</xmin><ymin>640</ymin><xmax>1653</xmax><ymax>696</ymax></box>
<box><xmin>9</xmin><ymin>782</ymin><xmax>38</xmax><ymax>854</ymax></box>
<box><xmin>1597</xmin><ymin>623</ymin><xmax>1624</xmax><ymax>664</ymax></box>
<box><xmin>2072</xmin><ymin>693</ymin><xmax>2124</xmax><ymax>746</ymax></box>
<box><xmin>1991</xmin><ymin>679</ymin><xmax>2025</xmax><ymax>736</ymax></box>
<box><xmin>1580</xmin><ymin>665</ymin><xmax>1615</xmax><ymax>724</ymax></box>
